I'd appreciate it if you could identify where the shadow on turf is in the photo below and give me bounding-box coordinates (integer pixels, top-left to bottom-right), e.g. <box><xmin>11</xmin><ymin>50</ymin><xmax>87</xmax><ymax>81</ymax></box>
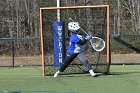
<box><xmin>109</xmin><ymin>71</ymin><xmax>140</xmax><ymax>76</ymax></box>
<box><xmin>0</xmin><ymin>90</ymin><xmax>78</xmax><ymax>93</ymax></box>
<box><xmin>60</xmin><ymin>73</ymin><xmax>103</xmax><ymax>77</ymax></box>
<box><xmin>60</xmin><ymin>71</ymin><xmax>140</xmax><ymax>77</ymax></box>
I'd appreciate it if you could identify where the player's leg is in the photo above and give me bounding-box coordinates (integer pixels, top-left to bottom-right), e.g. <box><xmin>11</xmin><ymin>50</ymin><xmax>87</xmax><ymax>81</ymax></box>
<box><xmin>53</xmin><ymin>53</ymin><xmax>78</xmax><ymax>78</ymax></box>
<box><xmin>59</xmin><ymin>53</ymin><xmax>78</xmax><ymax>72</ymax></box>
<box><xmin>76</xmin><ymin>52</ymin><xmax>96</xmax><ymax>77</ymax></box>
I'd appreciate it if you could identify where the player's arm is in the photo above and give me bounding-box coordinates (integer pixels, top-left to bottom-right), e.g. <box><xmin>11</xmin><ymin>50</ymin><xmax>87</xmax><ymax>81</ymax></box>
<box><xmin>77</xmin><ymin>39</ymin><xmax>87</xmax><ymax>45</ymax></box>
<box><xmin>77</xmin><ymin>35</ymin><xmax>92</xmax><ymax>45</ymax></box>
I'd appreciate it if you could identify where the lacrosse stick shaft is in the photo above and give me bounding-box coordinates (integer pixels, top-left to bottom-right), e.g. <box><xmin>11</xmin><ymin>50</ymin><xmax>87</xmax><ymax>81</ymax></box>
<box><xmin>68</xmin><ymin>18</ymin><xmax>89</xmax><ymax>36</ymax></box>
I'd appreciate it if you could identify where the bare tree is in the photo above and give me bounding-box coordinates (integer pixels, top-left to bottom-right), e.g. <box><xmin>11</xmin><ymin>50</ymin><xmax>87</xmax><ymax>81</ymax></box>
<box><xmin>15</xmin><ymin>0</ymin><xmax>19</xmax><ymax>38</ymax></box>
<box><xmin>85</xmin><ymin>0</ymin><xmax>94</xmax><ymax>34</ymax></box>
<box><xmin>122</xmin><ymin>0</ymin><xmax>140</xmax><ymax>35</ymax></box>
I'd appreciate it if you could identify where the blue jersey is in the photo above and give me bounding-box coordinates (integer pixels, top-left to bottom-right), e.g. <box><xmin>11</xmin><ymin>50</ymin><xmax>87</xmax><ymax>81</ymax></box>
<box><xmin>67</xmin><ymin>33</ymin><xmax>85</xmax><ymax>54</ymax></box>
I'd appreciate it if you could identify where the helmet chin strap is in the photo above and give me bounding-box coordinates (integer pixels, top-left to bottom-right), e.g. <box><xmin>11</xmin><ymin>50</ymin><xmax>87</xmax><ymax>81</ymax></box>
<box><xmin>71</xmin><ymin>29</ymin><xmax>80</xmax><ymax>34</ymax></box>
<box><xmin>76</xmin><ymin>29</ymin><xmax>80</xmax><ymax>33</ymax></box>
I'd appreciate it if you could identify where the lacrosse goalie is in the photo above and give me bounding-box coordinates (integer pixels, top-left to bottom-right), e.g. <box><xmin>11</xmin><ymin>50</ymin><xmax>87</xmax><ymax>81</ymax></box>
<box><xmin>53</xmin><ymin>22</ymin><xmax>96</xmax><ymax>78</ymax></box>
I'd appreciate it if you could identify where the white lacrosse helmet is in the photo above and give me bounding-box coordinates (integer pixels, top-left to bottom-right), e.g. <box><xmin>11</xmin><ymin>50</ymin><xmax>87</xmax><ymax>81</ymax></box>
<box><xmin>68</xmin><ymin>22</ymin><xmax>80</xmax><ymax>31</ymax></box>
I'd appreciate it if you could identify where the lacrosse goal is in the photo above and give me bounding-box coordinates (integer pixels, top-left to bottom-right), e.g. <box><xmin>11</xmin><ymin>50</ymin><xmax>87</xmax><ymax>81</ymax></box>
<box><xmin>39</xmin><ymin>5</ymin><xmax>111</xmax><ymax>76</ymax></box>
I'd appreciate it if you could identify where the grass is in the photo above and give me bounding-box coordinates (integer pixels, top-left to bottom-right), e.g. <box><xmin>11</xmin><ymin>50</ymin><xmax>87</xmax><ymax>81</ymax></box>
<box><xmin>0</xmin><ymin>65</ymin><xmax>140</xmax><ymax>93</ymax></box>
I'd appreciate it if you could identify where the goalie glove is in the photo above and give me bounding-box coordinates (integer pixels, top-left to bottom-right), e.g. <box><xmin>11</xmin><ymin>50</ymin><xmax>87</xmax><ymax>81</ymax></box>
<box><xmin>85</xmin><ymin>35</ymin><xmax>92</xmax><ymax>41</ymax></box>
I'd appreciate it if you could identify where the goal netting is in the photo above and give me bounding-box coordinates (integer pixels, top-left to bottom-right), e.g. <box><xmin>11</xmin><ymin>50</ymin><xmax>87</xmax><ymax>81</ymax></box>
<box><xmin>40</xmin><ymin>5</ymin><xmax>111</xmax><ymax>76</ymax></box>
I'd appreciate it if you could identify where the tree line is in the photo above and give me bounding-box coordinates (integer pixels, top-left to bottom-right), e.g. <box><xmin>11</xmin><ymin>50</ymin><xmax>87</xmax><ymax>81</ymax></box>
<box><xmin>0</xmin><ymin>0</ymin><xmax>140</xmax><ymax>55</ymax></box>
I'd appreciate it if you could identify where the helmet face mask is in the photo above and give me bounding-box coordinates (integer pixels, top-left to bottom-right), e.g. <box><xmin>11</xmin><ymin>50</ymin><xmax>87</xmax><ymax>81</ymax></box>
<box><xmin>68</xmin><ymin>22</ymin><xmax>80</xmax><ymax>32</ymax></box>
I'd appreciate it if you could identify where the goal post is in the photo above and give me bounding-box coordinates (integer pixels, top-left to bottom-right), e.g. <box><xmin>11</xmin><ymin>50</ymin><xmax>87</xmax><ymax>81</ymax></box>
<box><xmin>40</xmin><ymin>5</ymin><xmax>111</xmax><ymax>76</ymax></box>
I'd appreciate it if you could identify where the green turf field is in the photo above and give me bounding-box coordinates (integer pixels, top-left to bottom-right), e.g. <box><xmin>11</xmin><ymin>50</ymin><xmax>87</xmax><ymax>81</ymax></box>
<box><xmin>0</xmin><ymin>65</ymin><xmax>140</xmax><ymax>93</ymax></box>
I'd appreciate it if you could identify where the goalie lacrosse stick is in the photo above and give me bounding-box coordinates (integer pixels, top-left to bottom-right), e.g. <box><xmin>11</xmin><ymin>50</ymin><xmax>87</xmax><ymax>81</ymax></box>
<box><xmin>68</xmin><ymin>18</ymin><xmax>106</xmax><ymax>52</ymax></box>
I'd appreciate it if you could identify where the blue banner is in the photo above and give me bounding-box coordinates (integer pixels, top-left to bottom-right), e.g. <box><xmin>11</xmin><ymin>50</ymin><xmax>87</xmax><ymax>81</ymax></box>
<box><xmin>53</xmin><ymin>21</ymin><xmax>65</xmax><ymax>68</ymax></box>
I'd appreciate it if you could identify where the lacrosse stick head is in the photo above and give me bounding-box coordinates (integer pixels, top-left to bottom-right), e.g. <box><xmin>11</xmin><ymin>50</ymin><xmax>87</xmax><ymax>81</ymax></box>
<box><xmin>90</xmin><ymin>37</ymin><xmax>105</xmax><ymax>52</ymax></box>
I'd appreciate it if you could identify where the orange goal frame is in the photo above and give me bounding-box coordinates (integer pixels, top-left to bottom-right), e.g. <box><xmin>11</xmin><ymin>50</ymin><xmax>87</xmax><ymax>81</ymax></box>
<box><xmin>39</xmin><ymin>5</ymin><xmax>111</xmax><ymax>76</ymax></box>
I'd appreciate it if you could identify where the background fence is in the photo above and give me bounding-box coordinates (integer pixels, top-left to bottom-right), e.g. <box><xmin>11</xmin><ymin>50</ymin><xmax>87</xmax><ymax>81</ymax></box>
<box><xmin>0</xmin><ymin>38</ymin><xmax>41</xmax><ymax>67</ymax></box>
